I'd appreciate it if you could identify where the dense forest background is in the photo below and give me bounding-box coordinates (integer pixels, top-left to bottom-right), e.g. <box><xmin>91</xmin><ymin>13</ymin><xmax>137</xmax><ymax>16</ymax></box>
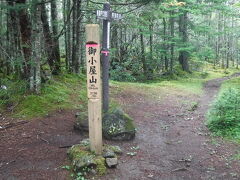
<box><xmin>0</xmin><ymin>0</ymin><xmax>240</xmax><ymax>93</ymax></box>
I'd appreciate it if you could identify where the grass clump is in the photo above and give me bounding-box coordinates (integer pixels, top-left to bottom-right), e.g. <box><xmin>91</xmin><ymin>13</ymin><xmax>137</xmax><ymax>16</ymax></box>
<box><xmin>207</xmin><ymin>87</ymin><xmax>240</xmax><ymax>140</ymax></box>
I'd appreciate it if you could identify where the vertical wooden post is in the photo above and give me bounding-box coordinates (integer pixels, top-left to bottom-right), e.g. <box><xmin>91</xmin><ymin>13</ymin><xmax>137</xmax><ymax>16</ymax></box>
<box><xmin>86</xmin><ymin>24</ymin><xmax>102</xmax><ymax>154</ymax></box>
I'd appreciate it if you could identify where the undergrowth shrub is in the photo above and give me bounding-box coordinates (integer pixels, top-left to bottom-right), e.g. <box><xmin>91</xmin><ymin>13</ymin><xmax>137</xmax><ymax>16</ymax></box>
<box><xmin>110</xmin><ymin>62</ymin><xmax>136</xmax><ymax>82</ymax></box>
<box><xmin>207</xmin><ymin>88</ymin><xmax>240</xmax><ymax>139</ymax></box>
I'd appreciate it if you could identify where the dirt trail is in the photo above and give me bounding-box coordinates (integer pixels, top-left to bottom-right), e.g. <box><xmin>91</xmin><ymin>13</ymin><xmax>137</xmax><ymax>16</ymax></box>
<box><xmin>0</xmin><ymin>75</ymin><xmax>240</xmax><ymax>180</ymax></box>
<box><xmin>102</xmin><ymin>74</ymin><xmax>240</xmax><ymax>180</ymax></box>
<box><xmin>0</xmin><ymin>110</ymin><xmax>83</xmax><ymax>180</ymax></box>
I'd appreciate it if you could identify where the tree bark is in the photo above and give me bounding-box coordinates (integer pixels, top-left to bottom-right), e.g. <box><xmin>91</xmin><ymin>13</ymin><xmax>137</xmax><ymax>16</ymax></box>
<box><xmin>71</xmin><ymin>0</ymin><xmax>76</xmax><ymax>73</ymax></box>
<box><xmin>140</xmin><ymin>29</ymin><xmax>147</xmax><ymax>78</ymax></box>
<box><xmin>163</xmin><ymin>17</ymin><xmax>168</xmax><ymax>71</ymax></box>
<box><xmin>169</xmin><ymin>10</ymin><xmax>175</xmax><ymax>72</ymax></box>
<box><xmin>178</xmin><ymin>10</ymin><xmax>190</xmax><ymax>72</ymax></box>
<box><xmin>73</xmin><ymin>0</ymin><xmax>82</xmax><ymax>73</ymax></box>
<box><xmin>16</xmin><ymin>0</ymin><xmax>32</xmax><ymax>80</ymax></box>
<box><xmin>41</xmin><ymin>3</ymin><xmax>60</xmax><ymax>75</ymax></box>
<box><xmin>30</xmin><ymin>1</ymin><xmax>42</xmax><ymax>93</ymax></box>
<box><xmin>51</xmin><ymin>0</ymin><xmax>61</xmax><ymax>74</ymax></box>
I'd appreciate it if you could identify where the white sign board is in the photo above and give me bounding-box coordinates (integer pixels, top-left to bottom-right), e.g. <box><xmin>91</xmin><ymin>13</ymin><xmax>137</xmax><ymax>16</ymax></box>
<box><xmin>86</xmin><ymin>44</ymin><xmax>101</xmax><ymax>99</ymax></box>
<box><xmin>96</xmin><ymin>10</ymin><xmax>123</xmax><ymax>21</ymax></box>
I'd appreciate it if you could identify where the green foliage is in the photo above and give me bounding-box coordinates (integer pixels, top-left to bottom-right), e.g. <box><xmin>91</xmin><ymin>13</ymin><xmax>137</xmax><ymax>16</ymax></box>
<box><xmin>207</xmin><ymin>88</ymin><xmax>240</xmax><ymax>139</ymax></box>
<box><xmin>75</xmin><ymin>172</ymin><xmax>86</xmax><ymax>180</ymax></box>
<box><xmin>62</xmin><ymin>165</ymin><xmax>71</xmax><ymax>170</ymax></box>
<box><xmin>2</xmin><ymin>73</ymin><xmax>87</xmax><ymax>119</ymax></box>
<box><xmin>110</xmin><ymin>61</ymin><xmax>137</xmax><ymax>82</ymax></box>
<box><xmin>94</xmin><ymin>157</ymin><xmax>107</xmax><ymax>176</ymax></box>
<box><xmin>0</xmin><ymin>79</ymin><xmax>28</xmax><ymax>110</ymax></box>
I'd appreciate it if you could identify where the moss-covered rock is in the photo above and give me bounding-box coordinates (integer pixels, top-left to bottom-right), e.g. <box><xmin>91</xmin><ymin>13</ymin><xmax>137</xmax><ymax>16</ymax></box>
<box><xmin>67</xmin><ymin>139</ymin><xmax>108</xmax><ymax>177</ymax></box>
<box><xmin>67</xmin><ymin>144</ymin><xmax>94</xmax><ymax>171</ymax></box>
<box><xmin>104</xmin><ymin>145</ymin><xmax>122</xmax><ymax>155</ymax></box>
<box><xmin>74</xmin><ymin>108</ymin><xmax>136</xmax><ymax>141</ymax></box>
<box><xmin>102</xmin><ymin>108</ymin><xmax>136</xmax><ymax>140</ymax></box>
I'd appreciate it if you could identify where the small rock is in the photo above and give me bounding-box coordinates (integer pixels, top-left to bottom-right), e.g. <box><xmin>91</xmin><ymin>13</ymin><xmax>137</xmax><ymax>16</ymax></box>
<box><xmin>148</xmin><ymin>174</ymin><xmax>154</xmax><ymax>178</ymax></box>
<box><xmin>106</xmin><ymin>157</ymin><xmax>118</xmax><ymax>168</ymax></box>
<box><xmin>89</xmin><ymin>169</ymin><xmax>97</xmax><ymax>175</ymax></box>
<box><xmin>126</xmin><ymin>152</ymin><xmax>137</xmax><ymax>156</ymax></box>
<box><xmin>80</xmin><ymin>139</ymin><xmax>90</xmax><ymax>146</ymax></box>
<box><xmin>75</xmin><ymin>112</ymin><xmax>81</xmax><ymax>118</ymax></box>
<box><xmin>130</xmin><ymin>146</ymin><xmax>140</xmax><ymax>150</ymax></box>
<box><xmin>106</xmin><ymin>145</ymin><xmax>123</xmax><ymax>154</ymax></box>
<box><xmin>103</xmin><ymin>150</ymin><xmax>116</xmax><ymax>158</ymax></box>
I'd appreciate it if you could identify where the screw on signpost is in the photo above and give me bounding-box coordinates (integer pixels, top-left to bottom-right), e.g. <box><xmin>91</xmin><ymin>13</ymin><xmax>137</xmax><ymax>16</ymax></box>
<box><xmin>96</xmin><ymin>3</ymin><xmax>123</xmax><ymax>113</ymax></box>
<box><xmin>86</xmin><ymin>24</ymin><xmax>102</xmax><ymax>154</ymax></box>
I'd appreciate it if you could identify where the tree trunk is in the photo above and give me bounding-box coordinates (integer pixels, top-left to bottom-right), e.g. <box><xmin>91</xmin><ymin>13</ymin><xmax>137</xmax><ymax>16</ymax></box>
<box><xmin>71</xmin><ymin>0</ymin><xmax>76</xmax><ymax>73</ymax></box>
<box><xmin>30</xmin><ymin>1</ymin><xmax>42</xmax><ymax>93</ymax></box>
<box><xmin>169</xmin><ymin>10</ymin><xmax>175</xmax><ymax>72</ymax></box>
<box><xmin>149</xmin><ymin>19</ymin><xmax>154</xmax><ymax>77</ymax></box>
<box><xmin>178</xmin><ymin>10</ymin><xmax>190</xmax><ymax>72</ymax></box>
<box><xmin>163</xmin><ymin>17</ymin><xmax>168</xmax><ymax>71</ymax></box>
<box><xmin>73</xmin><ymin>0</ymin><xmax>82</xmax><ymax>73</ymax></box>
<box><xmin>51</xmin><ymin>0</ymin><xmax>61</xmax><ymax>74</ymax></box>
<box><xmin>41</xmin><ymin>3</ymin><xmax>59</xmax><ymax>75</ymax></box>
<box><xmin>66</xmin><ymin>0</ymin><xmax>72</xmax><ymax>72</ymax></box>
<box><xmin>140</xmin><ymin>29</ymin><xmax>147</xmax><ymax>78</ymax></box>
<box><xmin>16</xmin><ymin>0</ymin><xmax>32</xmax><ymax>80</ymax></box>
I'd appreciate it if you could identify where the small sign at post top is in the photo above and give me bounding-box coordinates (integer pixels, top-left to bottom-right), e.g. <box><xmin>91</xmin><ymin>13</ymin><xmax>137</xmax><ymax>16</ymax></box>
<box><xmin>96</xmin><ymin>10</ymin><xmax>123</xmax><ymax>21</ymax></box>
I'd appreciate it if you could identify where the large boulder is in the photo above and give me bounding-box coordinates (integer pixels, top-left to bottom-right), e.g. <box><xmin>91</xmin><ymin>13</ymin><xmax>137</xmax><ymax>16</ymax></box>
<box><xmin>102</xmin><ymin>108</ymin><xmax>136</xmax><ymax>141</ymax></box>
<box><xmin>74</xmin><ymin>108</ymin><xmax>136</xmax><ymax>141</ymax></box>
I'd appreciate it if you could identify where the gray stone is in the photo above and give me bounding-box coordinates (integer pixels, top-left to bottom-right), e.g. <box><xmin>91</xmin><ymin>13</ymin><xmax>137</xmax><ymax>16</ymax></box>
<box><xmin>103</xmin><ymin>149</ymin><xmax>116</xmax><ymax>158</ymax></box>
<box><xmin>102</xmin><ymin>108</ymin><xmax>136</xmax><ymax>141</ymax></box>
<box><xmin>106</xmin><ymin>157</ymin><xmax>118</xmax><ymax>168</ymax></box>
<box><xmin>74</xmin><ymin>111</ymin><xmax>88</xmax><ymax>131</ymax></box>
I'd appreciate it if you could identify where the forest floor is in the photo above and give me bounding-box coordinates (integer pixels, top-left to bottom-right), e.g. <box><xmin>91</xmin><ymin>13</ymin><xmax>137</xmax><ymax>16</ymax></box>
<box><xmin>1</xmin><ymin>73</ymin><xmax>240</xmax><ymax>180</ymax></box>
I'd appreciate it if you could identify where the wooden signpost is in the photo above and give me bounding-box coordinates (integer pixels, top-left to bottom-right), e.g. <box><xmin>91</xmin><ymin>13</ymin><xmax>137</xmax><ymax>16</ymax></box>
<box><xmin>96</xmin><ymin>3</ymin><xmax>123</xmax><ymax>113</ymax></box>
<box><xmin>86</xmin><ymin>24</ymin><xmax>102</xmax><ymax>154</ymax></box>
<box><xmin>84</xmin><ymin>3</ymin><xmax>122</xmax><ymax>154</ymax></box>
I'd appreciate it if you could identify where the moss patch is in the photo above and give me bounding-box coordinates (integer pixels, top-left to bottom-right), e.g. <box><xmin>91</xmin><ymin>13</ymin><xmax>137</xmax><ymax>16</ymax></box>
<box><xmin>94</xmin><ymin>157</ymin><xmax>107</xmax><ymax>176</ymax></box>
<box><xmin>67</xmin><ymin>144</ymin><xmax>90</xmax><ymax>161</ymax></box>
<box><xmin>13</xmin><ymin>73</ymin><xmax>87</xmax><ymax>119</ymax></box>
